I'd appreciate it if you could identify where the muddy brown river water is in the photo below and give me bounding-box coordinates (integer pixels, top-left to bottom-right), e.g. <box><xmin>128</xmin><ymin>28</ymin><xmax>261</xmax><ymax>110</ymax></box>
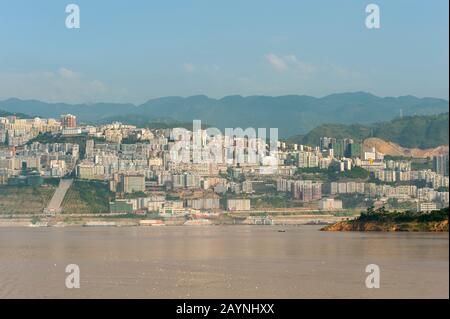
<box><xmin>0</xmin><ymin>225</ymin><xmax>448</xmax><ymax>298</ymax></box>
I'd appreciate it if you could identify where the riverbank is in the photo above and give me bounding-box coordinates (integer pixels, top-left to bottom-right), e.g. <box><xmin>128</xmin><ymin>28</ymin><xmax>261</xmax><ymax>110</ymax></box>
<box><xmin>0</xmin><ymin>212</ymin><xmax>351</xmax><ymax>227</ymax></box>
<box><xmin>321</xmin><ymin>219</ymin><xmax>448</xmax><ymax>232</ymax></box>
<box><xmin>321</xmin><ymin>207</ymin><xmax>449</xmax><ymax>232</ymax></box>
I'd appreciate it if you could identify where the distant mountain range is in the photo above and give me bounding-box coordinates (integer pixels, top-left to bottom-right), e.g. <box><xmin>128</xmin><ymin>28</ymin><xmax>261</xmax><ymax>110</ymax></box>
<box><xmin>289</xmin><ymin>113</ymin><xmax>449</xmax><ymax>149</ymax></box>
<box><xmin>0</xmin><ymin>92</ymin><xmax>448</xmax><ymax>137</ymax></box>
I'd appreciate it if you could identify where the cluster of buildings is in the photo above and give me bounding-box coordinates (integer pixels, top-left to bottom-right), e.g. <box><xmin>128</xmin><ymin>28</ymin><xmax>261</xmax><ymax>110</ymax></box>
<box><xmin>0</xmin><ymin>112</ymin><xmax>448</xmax><ymax>215</ymax></box>
<box><xmin>330</xmin><ymin>181</ymin><xmax>448</xmax><ymax>204</ymax></box>
<box><xmin>0</xmin><ymin>142</ymin><xmax>80</xmax><ymax>181</ymax></box>
<box><xmin>0</xmin><ymin>114</ymin><xmax>79</xmax><ymax>145</ymax></box>
<box><xmin>276</xmin><ymin>179</ymin><xmax>322</xmax><ymax>201</ymax></box>
<box><xmin>109</xmin><ymin>193</ymin><xmax>250</xmax><ymax>215</ymax></box>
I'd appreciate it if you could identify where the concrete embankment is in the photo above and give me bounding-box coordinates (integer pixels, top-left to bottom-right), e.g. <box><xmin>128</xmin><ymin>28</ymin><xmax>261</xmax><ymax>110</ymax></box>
<box><xmin>0</xmin><ymin>212</ymin><xmax>356</xmax><ymax>227</ymax></box>
<box><xmin>0</xmin><ymin>219</ymin><xmax>32</xmax><ymax>227</ymax></box>
<box><xmin>44</xmin><ymin>179</ymin><xmax>73</xmax><ymax>214</ymax></box>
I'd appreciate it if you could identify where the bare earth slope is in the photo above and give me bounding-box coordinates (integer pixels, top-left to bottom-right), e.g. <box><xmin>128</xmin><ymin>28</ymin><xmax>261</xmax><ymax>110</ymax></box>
<box><xmin>364</xmin><ymin>137</ymin><xmax>449</xmax><ymax>158</ymax></box>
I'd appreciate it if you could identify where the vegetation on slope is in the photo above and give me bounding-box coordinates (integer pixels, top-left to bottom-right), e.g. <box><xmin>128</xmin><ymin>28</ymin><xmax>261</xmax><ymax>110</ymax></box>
<box><xmin>61</xmin><ymin>180</ymin><xmax>113</xmax><ymax>214</ymax></box>
<box><xmin>0</xmin><ymin>185</ymin><xmax>55</xmax><ymax>214</ymax></box>
<box><xmin>0</xmin><ymin>109</ymin><xmax>32</xmax><ymax>119</ymax></box>
<box><xmin>295</xmin><ymin>166</ymin><xmax>370</xmax><ymax>182</ymax></box>
<box><xmin>322</xmin><ymin>207</ymin><xmax>449</xmax><ymax>232</ymax></box>
<box><xmin>290</xmin><ymin>113</ymin><xmax>449</xmax><ymax>149</ymax></box>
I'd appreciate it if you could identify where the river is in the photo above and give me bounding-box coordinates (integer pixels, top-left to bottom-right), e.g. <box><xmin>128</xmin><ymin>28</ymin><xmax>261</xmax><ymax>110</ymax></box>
<box><xmin>0</xmin><ymin>226</ymin><xmax>448</xmax><ymax>298</ymax></box>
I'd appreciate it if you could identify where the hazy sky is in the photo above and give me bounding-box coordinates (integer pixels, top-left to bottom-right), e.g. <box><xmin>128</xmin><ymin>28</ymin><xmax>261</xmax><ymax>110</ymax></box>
<box><xmin>0</xmin><ymin>0</ymin><xmax>448</xmax><ymax>104</ymax></box>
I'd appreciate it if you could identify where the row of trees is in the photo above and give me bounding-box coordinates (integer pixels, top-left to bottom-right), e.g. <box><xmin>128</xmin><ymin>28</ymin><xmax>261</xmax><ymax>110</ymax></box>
<box><xmin>359</xmin><ymin>206</ymin><xmax>449</xmax><ymax>223</ymax></box>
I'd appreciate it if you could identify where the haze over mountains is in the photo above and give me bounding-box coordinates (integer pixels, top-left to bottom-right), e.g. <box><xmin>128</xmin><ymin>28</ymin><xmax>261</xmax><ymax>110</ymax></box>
<box><xmin>0</xmin><ymin>92</ymin><xmax>448</xmax><ymax>137</ymax></box>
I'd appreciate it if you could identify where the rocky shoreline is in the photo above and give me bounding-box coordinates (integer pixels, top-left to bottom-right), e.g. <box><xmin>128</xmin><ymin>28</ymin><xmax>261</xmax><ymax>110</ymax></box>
<box><xmin>321</xmin><ymin>219</ymin><xmax>448</xmax><ymax>232</ymax></box>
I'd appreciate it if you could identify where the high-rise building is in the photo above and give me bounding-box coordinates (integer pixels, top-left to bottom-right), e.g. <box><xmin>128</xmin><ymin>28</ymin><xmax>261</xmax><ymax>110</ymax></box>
<box><xmin>61</xmin><ymin>114</ymin><xmax>77</xmax><ymax>128</ymax></box>
<box><xmin>330</xmin><ymin>138</ymin><xmax>362</xmax><ymax>159</ymax></box>
<box><xmin>346</xmin><ymin>142</ymin><xmax>362</xmax><ymax>158</ymax></box>
<box><xmin>298</xmin><ymin>151</ymin><xmax>319</xmax><ymax>168</ymax></box>
<box><xmin>85</xmin><ymin>139</ymin><xmax>94</xmax><ymax>158</ymax></box>
<box><xmin>433</xmin><ymin>155</ymin><xmax>449</xmax><ymax>176</ymax></box>
<box><xmin>242</xmin><ymin>180</ymin><xmax>253</xmax><ymax>193</ymax></box>
<box><xmin>319</xmin><ymin>137</ymin><xmax>336</xmax><ymax>151</ymax></box>
<box><xmin>330</xmin><ymin>140</ymin><xmax>345</xmax><ymax>158</ymax></box>
<box><xmin>291</xmin><ymin>180</ymin><xmax>322</xmax><ymax>201</ymax></box>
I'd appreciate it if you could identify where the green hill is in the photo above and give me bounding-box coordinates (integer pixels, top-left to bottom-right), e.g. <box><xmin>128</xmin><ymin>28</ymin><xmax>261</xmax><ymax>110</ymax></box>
<box><xmin>0</xmin><ymin>109</ymin><xmax>32</xmax><ymax>119</ymax></box>
<box><xmin>290</xmin><ymin>113</ymin><xmax>449</xmax><ymax>149</ymax></box>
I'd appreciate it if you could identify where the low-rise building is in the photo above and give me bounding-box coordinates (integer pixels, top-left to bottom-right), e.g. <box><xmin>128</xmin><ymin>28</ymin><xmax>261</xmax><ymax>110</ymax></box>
<box><xmin>319</xmin><ymin>198</ymin><xmax>343</xmax><ymax>210</ymax></box>
<box><xmin>226</xmin><ymin>198</ymin><xmax>251</xmax><ymax>211</ymax></box>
